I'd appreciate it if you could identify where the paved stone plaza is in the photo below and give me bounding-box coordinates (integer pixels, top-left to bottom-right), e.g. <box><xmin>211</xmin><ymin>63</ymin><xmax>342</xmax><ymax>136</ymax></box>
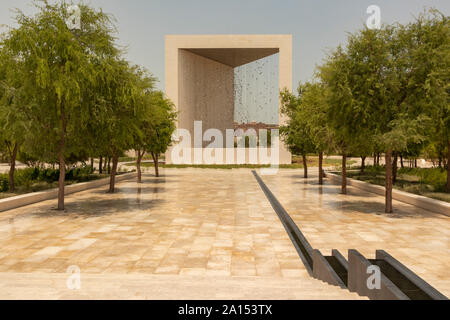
<box><xmin>0</xmin><ymin>168</ymin><xmax>448</xmax><ymax>299</ymax></box>
<box><xmin>262</xmin><ymin>170</ymin><xmax>450</xmax><ymax>296</ymax></box>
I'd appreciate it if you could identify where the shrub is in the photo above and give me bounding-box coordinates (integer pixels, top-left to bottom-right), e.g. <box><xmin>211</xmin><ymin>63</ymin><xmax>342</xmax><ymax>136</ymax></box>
<box><xmin>362</xmin><ymin>165</ymin><xmax>385</xmax><ymax>175</ymax></box>
<box><xmin>0</xmin><ymin>165</ymin><xmax>100</xmax><ymax>194</ymax></box>
<box><xmin>39</xmin><ymin>168</ymin><xmax>60</xmax><ymax>183</ymax></box>
<box><xmin>0</xmin><ymin>175</ymin><xmax>9</xmax><ymax>192</ymax></box>
<box><xmin>14</xmin><ymin>167</ymin><xmax>40</xmax><ymax>186</ymax></box>
<box><xmin>398</xmin><ymin>167</ymin><xmax>446</xmax><ymax>192</ymax></box>
<box><xmin>66</xmin><ymin>165</ymin><xmax>95</xmax><ymax>181</ymax></box>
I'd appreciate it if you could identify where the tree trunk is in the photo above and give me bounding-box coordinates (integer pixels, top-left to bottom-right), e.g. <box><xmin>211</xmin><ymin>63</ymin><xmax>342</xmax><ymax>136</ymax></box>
<box><xmin>137</xmin><ymin>150</ymin><xmax>143</xmax><ymax>183</ymax></box>
<box><xmin>108</xmin><ymin>154</ymin><xmax>119</xmax><ymax>193</ymax></box>
<box><xmin>155</xmin><ymin>154</ymin><xmax>159</xmax><ymax>178</ymax></box>
<box><xmin>392</xmin><ymin>153</ymin><xmax>398</xmax><ymax>184</ymax></box>
<box><xmin>318</xmin><ymin>152</ymin><xmax>323</xmax><ymax>185</ymax></box>
<box><xmin>58</xmin><ymin>146</ymin><xmax>65</xmax><ymax>210</ymax></box>
<box><xmin>385</xmin><ymin>150</ymin><xmax>393</xmax><ymax>213</ymax></box>
<box><xmin>99</xmin><ymin>156</ymin><xmax>103</xmax><ymax>174</ymax></box>
<box><xmin>400</xmin><ymin>155</ymin><xmax>404</xmax><ymax>168</ymax></box>
<box><xmin>342</xmin><ymin>154</ymin><xmax>347</xmax><ymax>194</ymax></box>
<box><xmin>446</xmin><ymin>140</ymin><xmax>450</xmax><ymax>193</ymax></box>
<box><xmin>8</xmin><ymin>143</ymin><xmax>18</xmax><ymax>192</ymax></box>
<box><xmin>152</xmin><ymin>153</ymin><xmax>160</xmax><ymax>177</ymax></box>
<box><xmin>302</xmin><ymin>154</ymin><xmax>308</xmax><ymax>178</ymax></box>
<box><xmin>361</xmin><ymin>156</ymin><xmax>366</xmax><ymax>173</ymax></box>
<box><xmin>57</xmin><ymin>104</ymin><xmax>66</xmax><ymax>211</ymax></box>
<box><xmin>107</xmin><ymin>157</ymin><xmax>111</xmax><ymax>174</ymax></box>
<box><xmin>414</xmin><ymin>159</ymin><xmax>417</xmax><ymax>168</ymax></box>
<box><xmin>90</xmin><ymin>157</ymin><xmax>94</xmax><ymax>171</ymax></box>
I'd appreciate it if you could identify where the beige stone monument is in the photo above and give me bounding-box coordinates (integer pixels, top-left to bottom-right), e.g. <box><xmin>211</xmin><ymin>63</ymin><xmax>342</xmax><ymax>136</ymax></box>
<box><xmin>165</xmin><ymin>34</ymin><xmax>292</xmax><ymax>164</ymax></box>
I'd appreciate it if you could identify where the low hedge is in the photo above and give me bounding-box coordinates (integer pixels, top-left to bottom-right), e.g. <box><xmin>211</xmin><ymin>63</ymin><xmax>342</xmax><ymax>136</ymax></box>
<box><xmin>398</xmin><ymin>167</ymin><xmax>447</xmax><ymax>192</ymax></box>
<box><xmin>347</xmin><ymin>165</ymin><xmax>447</xmax><ymax>193</ymax></box>
<box><xmin>0</xmin><ymin>165</ymin><xmax>97</xmax><ymax>192</ymax></box>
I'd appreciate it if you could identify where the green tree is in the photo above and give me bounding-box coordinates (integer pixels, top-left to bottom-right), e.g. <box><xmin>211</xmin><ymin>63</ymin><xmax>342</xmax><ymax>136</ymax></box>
<box><xmin>0</xmin><ymin>47</ymin><xmax>29</xmax><ymax>191</ymax></box>
<box><xmin>353</xmin><ymin>134</ymin><xmax>375</xmax><ymax>174</ymax></box>
<box><xmin>321</xmin><ymin>23</ymin><xmax>432</xmax><ymax>211</ymax></box>
<box><xmin>403</xmin><ymin>10</ymin><xmax>449</xmax><ymax>192</ymax></box>
<box><xmin>299</xmin><ymin>82</ymin><xmax>334</xmax><ymax>184</ymax></box>
<box><xmin>280</xmin><ymin>87</ymin><xmax>316</xmax><ymax>179</ymax></box>
<box><xmin>132</xmin><ymin>73</ymin><xmax>158</xmax><ymax>183</ymax></box>
<box><xmin>138</xmin><ymin>91</ymin><xmax>177</xmax><ymax>178</ymax></box>
<box><xmin>93</xmin><ymin>60</ymin><xmax>146</xmax><ymax>193</ymax></box>
<box><xmin>319</xmin><ymin>46</ymin><xmax>361</xmax><ymax>194</ymax></box>
<box><xmin>1</xmin><ymin>1</ymin><xmax>118</xmax><ymax>209</ymax></box>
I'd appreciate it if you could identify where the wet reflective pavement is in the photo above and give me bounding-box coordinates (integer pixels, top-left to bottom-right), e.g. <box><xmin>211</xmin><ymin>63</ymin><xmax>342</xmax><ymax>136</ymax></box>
<box><xmin>262</xmin><ymin>170</ymin><xmax>450</xmax><ymax>297</ymax></box>
<box><xmin>1</xmin><ymin>168</ymin><xmax>446</xmax><ymax>299</ymax></box>
<box><xmin>0</xmin><ymin>169</ymin><xmax>367</xmax><ymax>299</ymax></box>
<box><xmin>0</xmin><ymin>170</ymin><xmax>304</xmax><ymax>276</ymax></box>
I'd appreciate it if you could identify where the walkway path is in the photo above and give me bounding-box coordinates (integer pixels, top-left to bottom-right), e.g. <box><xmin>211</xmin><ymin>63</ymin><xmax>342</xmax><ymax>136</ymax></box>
<box><xmin>0</xmin><ymin>168</ymin><xmax>362</xmax><ymax>299</ymax></box>
<box><xmin>261</xmin><ymin>169</ymin><xmax>450</xmax><ymax>297</ymax></box>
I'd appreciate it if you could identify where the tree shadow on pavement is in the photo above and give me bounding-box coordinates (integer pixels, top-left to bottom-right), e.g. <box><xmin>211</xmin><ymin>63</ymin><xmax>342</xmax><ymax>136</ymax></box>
<box><xmin>25</xmin><ymin>198</ymin><xmax>166</xmax><ymax>219</ymax></box>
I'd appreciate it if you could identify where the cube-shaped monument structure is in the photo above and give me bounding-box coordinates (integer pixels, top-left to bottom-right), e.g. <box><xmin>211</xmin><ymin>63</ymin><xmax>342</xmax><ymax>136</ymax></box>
<box><xmin>165</xmin><ymin>35</ymin><xmax>293</xmax><ymax>164</ymax></box>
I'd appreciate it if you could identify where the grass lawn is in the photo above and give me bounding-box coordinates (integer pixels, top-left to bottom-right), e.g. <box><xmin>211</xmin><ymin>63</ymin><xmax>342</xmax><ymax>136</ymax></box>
<box><xmin>125</xmin><ymin>156</ymin><xmax>355</xmax><ymax>170</ymax></box>
<box><xmin>342</xmin><ymin>166</ymin><xmax>449</xmax><ymax>203</ymax></box>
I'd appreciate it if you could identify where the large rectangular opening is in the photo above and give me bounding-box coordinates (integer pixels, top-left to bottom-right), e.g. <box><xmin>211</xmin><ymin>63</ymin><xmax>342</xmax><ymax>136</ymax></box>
<box><xmin>178</xmin><ymin>48</ymin><xmax>279</xmax><ymax>148</ymax></box>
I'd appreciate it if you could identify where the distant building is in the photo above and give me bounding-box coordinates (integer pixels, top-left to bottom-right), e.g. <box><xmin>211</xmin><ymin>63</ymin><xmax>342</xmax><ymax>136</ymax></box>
<box><xmin>233</xmin><ymin>122</ymin><xmax>279</xmax><ymax>136</ymax></box>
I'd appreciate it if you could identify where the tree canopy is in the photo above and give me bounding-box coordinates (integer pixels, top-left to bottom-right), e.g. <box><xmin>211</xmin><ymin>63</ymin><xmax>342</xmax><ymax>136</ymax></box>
<box><xmin>134</xmin><ymin>90</ymin><xmax>177</xmax><ymax>180</ymax></box>
<box><xmin>283</xmin><ymin>9</ymin><xmax>449</xmax><ymax>212</ymax></box>
<box><xmin>0</xmin><ymin>0</ymin><xmax>176</xmax><ymax>208</ymax></box>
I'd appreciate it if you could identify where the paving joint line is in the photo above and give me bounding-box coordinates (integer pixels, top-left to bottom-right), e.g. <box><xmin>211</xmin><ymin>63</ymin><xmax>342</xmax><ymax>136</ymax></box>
<box><xmin>252</xmin><ymin>170</ymin><xmax>314</xmax><ymax>275</ymax></box>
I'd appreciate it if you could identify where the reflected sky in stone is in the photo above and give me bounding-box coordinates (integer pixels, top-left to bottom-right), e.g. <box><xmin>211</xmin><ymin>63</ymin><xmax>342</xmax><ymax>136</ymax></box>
<box><xmin>234</xmin><ymin>54</ymin><xmax>279</xmax><ymax>124</ymax></box>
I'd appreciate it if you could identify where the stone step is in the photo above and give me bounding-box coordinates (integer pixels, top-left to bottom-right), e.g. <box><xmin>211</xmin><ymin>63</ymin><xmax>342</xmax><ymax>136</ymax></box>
<box><xmin>0</xmin><ymin>273</ymin><xmax>366</xmax><ymax>300</ymax></box>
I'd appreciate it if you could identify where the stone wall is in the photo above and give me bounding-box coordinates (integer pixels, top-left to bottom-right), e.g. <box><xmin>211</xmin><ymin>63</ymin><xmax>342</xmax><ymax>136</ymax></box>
<box><xmin>178</xmin><ymin>49</ymin><xmax>235</xmax><ymax>146</ymax></box>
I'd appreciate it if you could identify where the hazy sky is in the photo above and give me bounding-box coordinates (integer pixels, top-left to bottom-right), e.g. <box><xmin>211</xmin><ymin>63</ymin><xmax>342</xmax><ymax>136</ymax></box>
<box><xmin>1</xmin><ymin>0</ymin><xmax>449</xmax><ymax>91</ymax></box>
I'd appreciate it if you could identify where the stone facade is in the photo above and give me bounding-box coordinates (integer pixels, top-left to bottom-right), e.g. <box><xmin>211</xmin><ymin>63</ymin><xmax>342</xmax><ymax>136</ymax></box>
<box><xmin>165</xmin><ymin>35</ymin><xmax>293</xmax><ymax>164</ymax></box>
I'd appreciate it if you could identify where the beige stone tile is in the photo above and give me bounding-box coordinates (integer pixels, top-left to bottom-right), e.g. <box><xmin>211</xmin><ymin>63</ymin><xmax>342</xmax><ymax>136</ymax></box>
<box><xmin>231</xmin><ymin>267</ymin><xmax>256</xmax><ymax>277</ymax></box>
<box><xmin>262</xmin><ymin>170</ymin><xmax>450</xmax><ymax>296</ymax></box>
<box><xmin>66</xmin><ymin>239</ymin><xmax>97</xmax><ymax>251</ymax></box>
<box><xmin>0</xmin><ymin>168</ymin><xmax>446</xmax><ymax>299</ymax></box>
<box><xmin>179</xmin><ymin>268</ymin><xmax>207</xmax><ymax>276</ymax></box>
<box><xmin>154</xmin><ymin>265</ymin><xmax>180</xmax><ymax>275</ymax></box>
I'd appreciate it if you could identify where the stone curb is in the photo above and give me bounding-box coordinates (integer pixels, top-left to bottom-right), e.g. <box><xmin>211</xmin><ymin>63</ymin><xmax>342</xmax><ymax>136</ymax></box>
<box><xmin>348</xmin><ymin>249</ymin><xmax>409</xmax><ymax>300</ymax></box>
<box><xmin>326</xmin><ymin>172</ymin><xmax>450</xmax><ymax>217</ymax></box>
<box><xmin>0</xmin><ymin>172</ymin><xmax>137</xmax><ymax>213</ymax></box>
